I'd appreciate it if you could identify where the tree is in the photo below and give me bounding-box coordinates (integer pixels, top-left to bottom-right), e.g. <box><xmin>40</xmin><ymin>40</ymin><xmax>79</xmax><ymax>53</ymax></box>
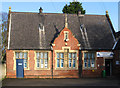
<box><xmin>62</xmin><ymin>1</ymin><xmax>85</xmax><ymax>14</ymax></box>
<box><xmin>0</xmin><ymin>12</ymin><xmax>8</xmax><ymax>63</ymax></box>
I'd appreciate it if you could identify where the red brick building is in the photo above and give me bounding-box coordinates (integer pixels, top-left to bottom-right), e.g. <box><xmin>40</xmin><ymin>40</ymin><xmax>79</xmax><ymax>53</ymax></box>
<box><xmin>113</xmin><ymin>31</ymin><xmax>120</xmax><ymax>76</ymax></box>
<box><xmin>6</xmin><ymin>7</ymin><xmax>116</xmax><ymax>78</ymax></box>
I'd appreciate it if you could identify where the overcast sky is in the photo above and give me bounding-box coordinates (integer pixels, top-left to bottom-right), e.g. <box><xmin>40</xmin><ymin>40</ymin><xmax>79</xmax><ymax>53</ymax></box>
<box><xmin>2</xmin><ymin>2</ymin><xmax>118</xmax><ymax>32</ymax></box>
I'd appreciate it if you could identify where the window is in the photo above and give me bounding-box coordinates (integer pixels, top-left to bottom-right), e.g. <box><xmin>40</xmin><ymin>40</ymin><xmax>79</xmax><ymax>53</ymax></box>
<box><xmin>56</xmin><ymin>53</ymin><xmax>64</xmax><ymax>68</ymax></box>
<box><xmin>36</xmin><ymin>52</ymin><xmax>48</xmax><ymax>69</ymax></box>
<box><xmin>24</xmin><ymin>59</ymin><xmax>27</xmax><ymax>68</ymax></box>
<box><xmin>61</xmin><ymin>59</ymin><xmax>64</xmax><ymax>67</ymax></box>
<box><xmin>68</xmin><ymin>53</ymin><xmax>76</xmax><ymax>68</ymax></box>
<box><xmin>65</xmin><ymin>33</ymin><xmax>68</xmax><ymax>40</ymax></box>
<box><xmin>69</xmin><ymin>59</ymin><xmax>72</xmax><ymax>67</ymax></box>
<box><xmin>37</xmin><ymin>58</ymin><xmax>40</xmax><ymax>68</ymax></box>
<box><xmin>64</xmin><ymin>31</ymin><xmax>69</xmax><ymax>41</ymax></box>
<box><xmin>15</xmin><ymin>52</ymin><xmax>28</xmax><ymax>68</ymax></box>
<box><xmin>56</xmin><ymin>52</ymin><xmax>77</xmax><ymax>69</ymax></box>
<box><xmin>73</xmin><ymin>59</ymin><xmax>76</xmax><ymax>68</ymax></box>
<box><xmin>57</xmin><ymin>59</ymin><xmax>60</xmax><ymax>67</ymax></box>
<box><xmin>84</xmin><ymin>52</ymin><xmax>96</xmax><ymax>69</ymax></box>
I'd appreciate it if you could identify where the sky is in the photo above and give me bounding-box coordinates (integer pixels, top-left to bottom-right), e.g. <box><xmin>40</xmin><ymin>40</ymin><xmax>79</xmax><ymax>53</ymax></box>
<box><xmin>2</xmin><ymin>2</ymin><xmax>118</xmax><ymax>32</ymax></box>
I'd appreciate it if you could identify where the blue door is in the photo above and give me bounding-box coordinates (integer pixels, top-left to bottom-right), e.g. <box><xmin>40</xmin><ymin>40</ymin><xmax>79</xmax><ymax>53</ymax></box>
<box><xmin>16</xmin><ymin>59</ymin><xmax>24</xmax><ymax>78</ymax></box>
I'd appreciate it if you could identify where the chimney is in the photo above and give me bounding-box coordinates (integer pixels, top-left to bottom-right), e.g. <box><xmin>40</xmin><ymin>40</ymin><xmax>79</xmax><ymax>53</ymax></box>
<box><xmin>39</xmin><ymin>7</ymin><xmax>43</xmax><ymax>13</ymax></box>
<box><xmin>78</xmin><ymin>10</ymin><xmax>81</xmax><ymax>16</ymax></box>
<box><xmin>65</xmin><ymin>13</ymin><xmax>68</xmax><ymax>28</ymax></box>
<box><xmin>78</xmin><ymin>9</ymin><xmax>84</xmax><ymax>17</ymax></box>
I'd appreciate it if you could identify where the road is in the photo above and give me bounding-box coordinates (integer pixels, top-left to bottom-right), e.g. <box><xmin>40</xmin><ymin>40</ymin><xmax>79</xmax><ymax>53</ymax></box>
<box><xmin>2</xmin><ymin>77</ymin><xmax>120</xmax><ymax>87</ymax></box>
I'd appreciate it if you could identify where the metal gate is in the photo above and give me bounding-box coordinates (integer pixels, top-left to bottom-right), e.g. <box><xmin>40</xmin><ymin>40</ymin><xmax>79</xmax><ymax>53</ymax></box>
<box><xmin>16</xmin><ymin>59</ymin><xmax>24</xmax><ymax>78</ymax></box>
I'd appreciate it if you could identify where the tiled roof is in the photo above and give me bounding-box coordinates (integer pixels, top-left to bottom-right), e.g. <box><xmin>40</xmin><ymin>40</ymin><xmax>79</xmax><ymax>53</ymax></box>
<box><xmin>9</xmin><ymin>12</ymin><xmax>115</xmax><ymax>50</ymax></box>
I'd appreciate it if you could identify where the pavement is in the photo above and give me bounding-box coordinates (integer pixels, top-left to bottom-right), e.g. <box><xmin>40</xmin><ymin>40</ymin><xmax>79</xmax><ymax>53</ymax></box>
<box><xmin>2</xmin><ymin>77</ymin><xmax>120</xmax><ymax>87</ymax></box>
<box><xmin>0</xmin><ymin>63</ymin><xmax>6</xmax><ymax>88</ymax></box>
<box><xmin>0</xmin><ymin>63</ymin><xmax>6</xmax><ymax>80</ymax></box>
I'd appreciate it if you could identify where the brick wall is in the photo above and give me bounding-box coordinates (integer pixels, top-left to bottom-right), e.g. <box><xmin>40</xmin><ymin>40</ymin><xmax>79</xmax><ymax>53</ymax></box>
<box><xmin>113</xmin><ymin>50</ymin><xmax>120</xmax><ymax>76</ymax></box>
<box><xmin>6</xmin><ymin>50</ymin><xmax>52</xmax><ymax>78</ymax></box>
<box><xmin>81</xmin><ymin>54</ymin><xmax>105</xmax><ymax>77</ymax></box>
<box><xmin>6</xmin><ymin>50</ymin><xmax>16</xmax><ymax>78</ymax></box>
<box><xmin>52</xmin><ymin>27</ymin><xmax>80</xmax><ymax>78</ymax></box>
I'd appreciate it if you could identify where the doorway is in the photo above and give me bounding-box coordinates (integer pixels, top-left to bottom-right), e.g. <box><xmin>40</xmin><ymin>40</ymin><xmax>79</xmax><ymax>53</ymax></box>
<box><xmin>105</xmin><ymin>59</ymin><xmax>112</xmax><ymax>76</ymax></box>
<box><xmin>16</xmin><ymin>59</ymin><xmax>24</xmax><ymax>78</ymax></box>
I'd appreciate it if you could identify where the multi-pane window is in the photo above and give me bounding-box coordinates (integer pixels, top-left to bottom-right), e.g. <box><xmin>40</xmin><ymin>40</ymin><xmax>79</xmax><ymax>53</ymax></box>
<box><xmin>56</xmin><ymin>53</ymin><xmax>64</xmax><ymax>68</ymax></box>
<box><xmin>84</xmin><ymin>52</ymin><xmax>96</xmax><ymax>68</ymax></box>
<box><xmin>68</xmin><ymin>53</ymin><xmax>76</xmax><ymax>68</ymax></box>
<box><xmin>36</xmin><ymin>52</ymin><xmax>48</xmax><ymax>69</ymax></box>
<box><xmin>56</xmin><ymin>52</ymin><xmax>77</xmax><ymax>68</ymax></box>
<box><xmin>15</xmin><ymin>52</ymin><xmax>28</xmax><ymax>68</ymax></box>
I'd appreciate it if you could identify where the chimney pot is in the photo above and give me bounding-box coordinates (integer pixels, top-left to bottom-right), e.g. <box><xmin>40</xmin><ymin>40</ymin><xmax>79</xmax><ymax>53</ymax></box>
<box><xmin>39</xmin><ymin>7</ymin><xmax>43</xmax><ymax>13</ymax></box>
<box><xmin>78</xmin><ymin>9</ymin><xmax>82</xmax><ymax>16</ymax></box>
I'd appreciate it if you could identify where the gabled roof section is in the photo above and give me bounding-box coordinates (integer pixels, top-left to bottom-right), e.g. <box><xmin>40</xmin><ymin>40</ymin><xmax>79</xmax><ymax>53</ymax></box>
<box><xmin>9</xmin><ymin>12</ymin><xmax>115</xmax><ymax>50</ymax></box>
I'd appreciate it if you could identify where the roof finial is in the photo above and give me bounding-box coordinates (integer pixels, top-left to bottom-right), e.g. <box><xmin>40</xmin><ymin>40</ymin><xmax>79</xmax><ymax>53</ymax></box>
<box><xmin>9</xmin><ymin>6</ymin><xmax>11</xmax><ymax>13</ymax></box>
<box><xmin>106</xmin><ymin>10</ymin><xmax>108</xmax><ymax>15</ymax></box>
<box><xmin>65</xmin><ymin>13</ymin><xmax>68</xmax><ymax>28</ymax></box>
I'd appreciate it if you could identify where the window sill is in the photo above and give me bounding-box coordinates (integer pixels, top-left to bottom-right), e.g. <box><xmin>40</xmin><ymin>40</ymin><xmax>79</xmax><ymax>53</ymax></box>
<box><xmin>55</xmin><ymin>67</ymin><xmax>78</xmax><ymax>70</ymax></box>
<box><xmin>24</xmin><ymin>68</ymin><xmax>30</xmax><ymax>70</ymax></box>
<box><xmin>35</xmin><ymin>68</ymin><xmax>50</xmax><ymax>70</ymax></box>
<box><xmin>83</xmin><ymin>67</ymin><xmax>97</xmax><ymax>70</ymax></box>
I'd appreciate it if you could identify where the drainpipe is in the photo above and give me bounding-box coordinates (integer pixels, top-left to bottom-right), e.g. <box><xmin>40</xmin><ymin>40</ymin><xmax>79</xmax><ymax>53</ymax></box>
<box><xmin>79</xmin><ymin>49</ymin><xmax>82</xmax><ymax>78</ymax></box>
<box><xmin>51</xmin><ymin>46</ymin><xmax>53</xmax><ymax>79</ymax></box>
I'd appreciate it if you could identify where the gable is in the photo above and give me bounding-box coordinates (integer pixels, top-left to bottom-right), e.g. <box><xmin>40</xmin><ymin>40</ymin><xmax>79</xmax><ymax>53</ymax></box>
<box><xmin>53</xmin><ymin>27</ymin><xmax>80</xmax><ymax>50</ymax></box>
